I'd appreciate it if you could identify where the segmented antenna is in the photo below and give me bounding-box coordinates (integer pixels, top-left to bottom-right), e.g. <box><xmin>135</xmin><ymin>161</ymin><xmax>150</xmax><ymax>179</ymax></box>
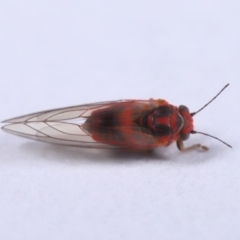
<box><xmin>191</xmin><ymin>130</ymin><xmax>232</xmax><ymax>148</ymax></box>
<box><xmin>190</xmin><ymin>84</ymin><xmax>231</xmax><ymax>148</ymax></box>
<box><xmin>191</xmin><ymin>83</ymin><xmax>229</xmax><ymax>117</ymax></box>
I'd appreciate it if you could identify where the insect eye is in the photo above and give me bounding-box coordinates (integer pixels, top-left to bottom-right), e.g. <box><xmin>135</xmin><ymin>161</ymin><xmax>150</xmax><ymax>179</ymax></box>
<box><xmin>179</xmin><ymin>105</ymin><xmax>189</xmax><ymax>113</ymax></box>
<box><xmin>180</xmin><ymin>133</ymin><xmax>190</xmax><ymax>141</ymax></box>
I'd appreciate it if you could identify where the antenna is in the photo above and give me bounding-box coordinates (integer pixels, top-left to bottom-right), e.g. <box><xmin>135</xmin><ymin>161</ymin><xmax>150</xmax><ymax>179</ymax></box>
<box><xmin>191</xmin><ymin>130</ymin><xmax>232</xmax><ymax>148</ymax></box>
<box><xmin>191</xmin><ymin>83</ymin><xmax>229</xmax><ymax>117</ymax></box>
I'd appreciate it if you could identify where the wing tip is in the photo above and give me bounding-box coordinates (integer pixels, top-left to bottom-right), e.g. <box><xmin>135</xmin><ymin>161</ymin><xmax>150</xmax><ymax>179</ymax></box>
<box><xmin>1</xmin><ymin>125</ymin><xmax>14</xmax><ymax>136</ymax></box>
<box><xmin>1</xmin><ymin>117</ymin><xmax>19</xmax><ymax>124</ymax></box>
<box><xmin>1</xmin><ymin>124</ymin><xmax>12</xmax><ymax>132</ymax></box>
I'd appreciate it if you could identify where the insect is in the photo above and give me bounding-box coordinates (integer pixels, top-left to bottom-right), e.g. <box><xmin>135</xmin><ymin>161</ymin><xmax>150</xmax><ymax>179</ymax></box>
<box><xmin>1</xmin><ymin>84</ymin><xmax>231</xmax><ymax>152</ymax></box>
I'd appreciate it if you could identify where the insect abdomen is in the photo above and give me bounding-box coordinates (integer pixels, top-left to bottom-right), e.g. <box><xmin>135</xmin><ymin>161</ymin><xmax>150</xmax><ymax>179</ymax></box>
<box><xmin>82</xmin><ymin>104</ymin><xmax>157</xmax><ymax>148</ymax></box>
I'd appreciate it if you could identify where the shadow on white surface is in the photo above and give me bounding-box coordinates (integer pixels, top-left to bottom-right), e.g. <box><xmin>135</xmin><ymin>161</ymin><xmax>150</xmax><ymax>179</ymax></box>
<box><xmin>15</xmin><ymin>135</ymin><xmax>222</xmax><ymax>165</ymax></box>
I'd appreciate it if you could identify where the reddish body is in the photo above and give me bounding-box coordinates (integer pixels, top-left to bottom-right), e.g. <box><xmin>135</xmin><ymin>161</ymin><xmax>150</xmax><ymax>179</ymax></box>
<box><xmin>1</xmin><ymin>84</ymin><xmax>230</xmax><ymax>151</ymax></box>
<box><xmin>82</xmin><ymin>100</ymin><xmax>193</xmax><ymax>150</ymax></box>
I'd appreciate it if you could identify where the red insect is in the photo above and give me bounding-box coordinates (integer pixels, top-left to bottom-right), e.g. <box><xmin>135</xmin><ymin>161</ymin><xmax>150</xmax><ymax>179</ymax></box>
<box><xmin>1</xmin><ymin>84</ymin><xmax>231</xmax><ymax>151</ymax></box>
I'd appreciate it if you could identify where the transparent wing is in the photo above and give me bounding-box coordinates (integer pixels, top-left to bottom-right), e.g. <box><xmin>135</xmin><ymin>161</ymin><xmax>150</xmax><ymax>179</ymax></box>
<box><xmin>2</xmin><ymin>121</ymin><xmax>118</xmax><ymax>148</ymax></box>
<box><xmin>2</xmin><ymin>99</ymin><xmax>160</xmax><ymax>149</ymax></box>
<box><xmin>2</xmin><ymin>122</ymin><xmax>159</xmax><ymax>149</ymax></box>
<box><xmin>2</xmin><ymin>100</ymin><xmax>125</xmax><ymax>124</ymax></box>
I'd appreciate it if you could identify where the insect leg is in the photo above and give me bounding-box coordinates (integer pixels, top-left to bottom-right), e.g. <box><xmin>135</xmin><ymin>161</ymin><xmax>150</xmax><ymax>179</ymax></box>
<box><xmin>176</xmin><ymin>139</ymin><xmax>208</xmax><ymax>152</ymax></box>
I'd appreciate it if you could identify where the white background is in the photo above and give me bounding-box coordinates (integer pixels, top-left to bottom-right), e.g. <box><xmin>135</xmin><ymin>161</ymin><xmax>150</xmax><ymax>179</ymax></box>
<box><xmin>0</xmin><ymin>1</ymin><xmax>240</xmax><ymax>240</ymax></box>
